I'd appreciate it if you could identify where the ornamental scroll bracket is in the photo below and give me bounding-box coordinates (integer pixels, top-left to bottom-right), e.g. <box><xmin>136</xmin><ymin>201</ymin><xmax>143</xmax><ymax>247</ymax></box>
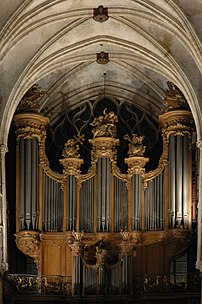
<box><xmin>15</xmin><ymin>231</ymin><xmax>41</xmax><ymax>269</ymax></box>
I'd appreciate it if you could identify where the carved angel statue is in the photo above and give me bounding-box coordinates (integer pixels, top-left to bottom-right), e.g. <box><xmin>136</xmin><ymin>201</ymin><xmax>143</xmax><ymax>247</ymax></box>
<box><xmin>17</xmin><ymin>83</ymin><xmax>44</xmax><ymax>113</ymax></box>
<box><xmin>163</xmin><ymin>81</ymin><xmax>187</xmax><ymax>111</ymax></box>
<box><xmin>90</xmin><ymin>109</ymin><xmax>118</xmax><ymax>138</ymax></box>
<box><xmin>124</xmin><ymin>133</ymin><xmax>146</xmax><ymax>157</ymax></box>
<box><xmin>62</xmin><ymin>134</ymin><xmax>85</xmax><ymax>158</ymax></box>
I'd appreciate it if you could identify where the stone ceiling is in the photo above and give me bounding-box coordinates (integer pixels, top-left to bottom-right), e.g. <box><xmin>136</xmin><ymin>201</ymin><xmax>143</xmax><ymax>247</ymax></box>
<box><xmin>0</xmin><ymin>0</ymin><xmax>202</xmax><ymax>143</ymax></box>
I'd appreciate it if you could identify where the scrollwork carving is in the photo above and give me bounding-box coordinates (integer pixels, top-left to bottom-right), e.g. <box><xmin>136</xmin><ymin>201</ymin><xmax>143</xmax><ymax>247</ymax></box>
<box><xmin>15</xmin><ymin>231</ymin><xmax>41</xmax><ymax>269</ymax></box>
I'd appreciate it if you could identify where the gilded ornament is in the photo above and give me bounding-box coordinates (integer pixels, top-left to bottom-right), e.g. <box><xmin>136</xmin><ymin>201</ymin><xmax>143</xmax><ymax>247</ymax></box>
<box><xmin>15</xmin><ymin>231</ymin><xmax>41</xmax><ymax>269</ymax></box>
<box><xmin>162</xmin><ymin>81</ymin><xmax>188</xmax><ymax>112</ymax></box>
<box><xmin>90</xmin><ymin>109</ymin><xmax>117</xmax><ymax>138</ymax></box>
<box><xmin>124</xmin><ymin>134</ymin><xmax>146</xmax><ymax>157</ymax></box>
<box><xmin>16</xmin><ymin>84</ymin><xmax>44</xmax><ymax>113</ymax></box>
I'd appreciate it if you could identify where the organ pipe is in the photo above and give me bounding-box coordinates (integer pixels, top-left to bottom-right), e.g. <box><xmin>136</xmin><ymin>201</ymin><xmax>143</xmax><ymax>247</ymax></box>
<box><xmin>97</xmin><ymin>158</ymin><xmax>111</xmax><ymax>232</ymax></box>
<box><xmin>19</xmin><ymin>139</ymin><xmax>25</xmax><ymax>230</ymax></box>
<box><xmin>131</xmin><ymin>175</ymin><xmax>142</xmax><ymax>230</ymax></box>
<box><xmin>183</xmin><ymin>135</ymin><xmax>189</xmax><ymax>228</ymax></box>
<box><xmin>42</xmin><ymin>173</ymin><xmax>63</xmax><ymax>232</ymax></box>
<box><xmin>145</xmin><ymin>173</ymin><xmax>164</xmax><ymax>231</ymax></box>
<box><xmin>176</xmin><ymin>136</ymin><xmax>183</xmax><ymax>227</ymax></box>
<box><xmin>114</xmin><ymin>177</ymin><xmax>128</xmax><ymax>232</ymax></box>
<box><xmin>80</xmin><ymin>178</ymin><xmax>94</xmax><ymax>232</ymax></box>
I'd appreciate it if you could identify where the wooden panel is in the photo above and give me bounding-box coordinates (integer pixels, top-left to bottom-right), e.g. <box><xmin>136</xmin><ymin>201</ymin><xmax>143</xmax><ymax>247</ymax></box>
<box><xmin>65</xmin><ymin>244</ymin><xmax>73</xmax><ymax>277</ymax></box>
<box><xmin>41</xmin><ymin>234</ymin><xmax>64</xmax><ymax>276</ymax></box>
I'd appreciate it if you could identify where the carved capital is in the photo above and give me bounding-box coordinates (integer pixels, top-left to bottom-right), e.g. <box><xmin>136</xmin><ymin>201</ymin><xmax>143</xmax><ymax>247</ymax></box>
<box><xmin>197</xmin><ymin>140</ymin><xmax>202</xmax><ymax>151</ymax></box>
<box><xmin>89</xmin><ymin>137</ymin><xmax>119</xmax><ymax>162</ymax></box>
<box><xmin>69</xmin><ymin>242</ymin><xmax>83</xmax><ymax>256</ymax></box>
<box><xmin>15</xmin><ymin>231</ymin><xmax>41</xmax><ymax>269</ymax></box>
<box><xmin>125</xmin><ymin>156</ymin><xmax>149</xmax><ymax>177</ymax></box>
<box><xmin>0</xmin><ymin>145</ymin><xmax>8</xmax><ymax>155</ymax></box>
<box><xmin>159</xmin><ymin>110</ymin><xmax>193</xmax><ymax>140</ymax></box>
<box><xmin>0</xmin><ymin>262</ymin><xmax>8</xmax><ymax>273</ymax></box>
<box><xmin>196</xmin><ymin>260</ymin><xmax>202</xmax><ymax>272</ymax></box>
<box><xmin>60</xmin><ymin>158</ymin><xmax>83</xmax><ymax>176</ymax></box>
<box><xmin>13</xmin><ymin>113</ymin><xmax>49</xmax><ymax>142</ymax></box>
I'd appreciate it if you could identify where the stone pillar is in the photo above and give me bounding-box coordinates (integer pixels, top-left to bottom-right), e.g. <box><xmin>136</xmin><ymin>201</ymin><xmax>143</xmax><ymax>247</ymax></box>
<box><xmin>196</xmin><ymin>140</ymin><xmax>202</xmax><ymax>272</ymax></box>
<box><xmin>0</xmin><ymin>145</ymin><xmax>9</xmax><ymax>271</ymax></box>
<box><xmin>0</xmin><ymin>144</ymin><xmax>9</xmax><ymax>304</ymax></box>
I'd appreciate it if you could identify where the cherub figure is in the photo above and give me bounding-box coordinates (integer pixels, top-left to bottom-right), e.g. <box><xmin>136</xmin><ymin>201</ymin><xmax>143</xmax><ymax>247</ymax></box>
<box><xmin>124</xmin><ymin>133</ymin><xmax>146</xmax><ymax>157</ymax></box>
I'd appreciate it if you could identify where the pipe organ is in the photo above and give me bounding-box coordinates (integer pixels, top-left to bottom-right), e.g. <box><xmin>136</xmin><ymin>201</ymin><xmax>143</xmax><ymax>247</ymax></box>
<box><xmin>12</xmin><ymin>85</ymin><xmax>195</xmax><ymax>297</ymax></box>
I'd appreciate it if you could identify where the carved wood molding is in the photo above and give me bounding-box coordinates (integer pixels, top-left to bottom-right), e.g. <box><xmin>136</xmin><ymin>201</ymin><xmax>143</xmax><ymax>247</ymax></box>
<box><xmin>15</xmin><ymin>230</ymin><xmax>41</xmax><ymax>269</ymax></box>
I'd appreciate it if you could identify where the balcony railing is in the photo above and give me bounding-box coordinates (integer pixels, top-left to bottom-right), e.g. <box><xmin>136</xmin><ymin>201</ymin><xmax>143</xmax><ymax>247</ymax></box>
<box><xmin>3</xmin><ymin>272</ymin><xmax>201</xmax><ymax>298</ymax></box>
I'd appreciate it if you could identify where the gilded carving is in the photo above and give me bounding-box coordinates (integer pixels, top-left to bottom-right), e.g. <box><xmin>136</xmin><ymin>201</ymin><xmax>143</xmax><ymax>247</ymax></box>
<box><xmin>16</xmin><ymin>84</ymin><xmax>44</xmax><ymax>113</ymax></box>
<box><xmin>162</xmin><ymin>81</ymin><xmax>188</xmax><ymax>112</ymax></box>
<box><xmin>13</xmin><ymin>113</ymin><xmax>49</xmax><ymax>142</ymax></box>
<box><xmin>124</xmin><ymin>134</ymin><xmax>146</xmax><ymax>157</ymax></box>
<box><xmin>118</xmin><ymin>230</ymin><xmax>140</xmax><ymax>257</ymax></box>
<box><xmin>90</xmin><ymin>109</ymin><xmax>117</xmax><ymax>138</ymax></box>
<box><xmin>89</xmin><ymin>137</ymin><xmax>119</xmax><ymax>162</ymax></box>
<box><xmin>69</xmin><ymin>230</ymin><xmax>84</xmax><ymax>256</ymax></box>
<box><xmin>15</xmin><ymin>231</ymin><xmax>41</xmax><ymax>269</ymax></box>
<box><xmin>125</xmin><ymin>156</ymin><xmax>149</xmax><ymax>177</ymax></box>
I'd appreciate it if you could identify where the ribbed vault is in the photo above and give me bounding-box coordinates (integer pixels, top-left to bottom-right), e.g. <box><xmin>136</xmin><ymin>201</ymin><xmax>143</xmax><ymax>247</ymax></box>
<box><xmin>0</xmin><ymin>0</ymin><xmax>202</xmax><ymax>142</ymax></box>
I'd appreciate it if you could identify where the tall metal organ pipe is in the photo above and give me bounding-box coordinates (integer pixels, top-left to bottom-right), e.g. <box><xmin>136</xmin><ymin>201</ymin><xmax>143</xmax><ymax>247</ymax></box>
<box><xmin>80</xmin><ymin>178</ymin><xmax>94</xmax><ymax>232</ymax></box>
<box><xmin>66</xmin><ymin>175</ymin><xmax>76</xmax><ymax>231</ymax></box>
<box><xmin>168</xmin><ymin>134</ymin><xmax>190</xmax><ymax>229</ymax></box>
<box><xmin>131</xmin><ymin>174</ymin><xmax>142</xmax><ymax>230</ymax></box>
<box><xmin>42</xmin><ymin>173</ymin><xmax>63</xmax><ymax>232</ymax></box>
<box><xmin>145</xmin><ymin>173</ymin><xmax>164</xmax><ymax>231</ymax></box>
<box><xmin>19</xmin><ymin>137</ymin><xmax>40</xmax><ymax>230</ymax></box>
<box><xmin>96</xmin><ymin>158</ymin><xmax>111</xmax><ymax>232</ymax></box>
<box><xmin>114</xmin><ymin>177</ymin><xmax>128</xmax><ymax>232</ymax></box>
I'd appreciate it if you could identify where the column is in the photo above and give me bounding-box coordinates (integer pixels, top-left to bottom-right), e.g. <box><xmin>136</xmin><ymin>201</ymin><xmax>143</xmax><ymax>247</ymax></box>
<box><xmin>196</xmin><ymin>140</ymin><xmax>202</xmax><ymax>271</ymax></box>
<box><xmin>0</xmin><ymin>144</ymin><xmax>9</xmax><ymax>273</ymax></box>
<box><xmin>0</xmin><ymin>144</ymin><xmax>9</xmax><ymax>304</ymax></box>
